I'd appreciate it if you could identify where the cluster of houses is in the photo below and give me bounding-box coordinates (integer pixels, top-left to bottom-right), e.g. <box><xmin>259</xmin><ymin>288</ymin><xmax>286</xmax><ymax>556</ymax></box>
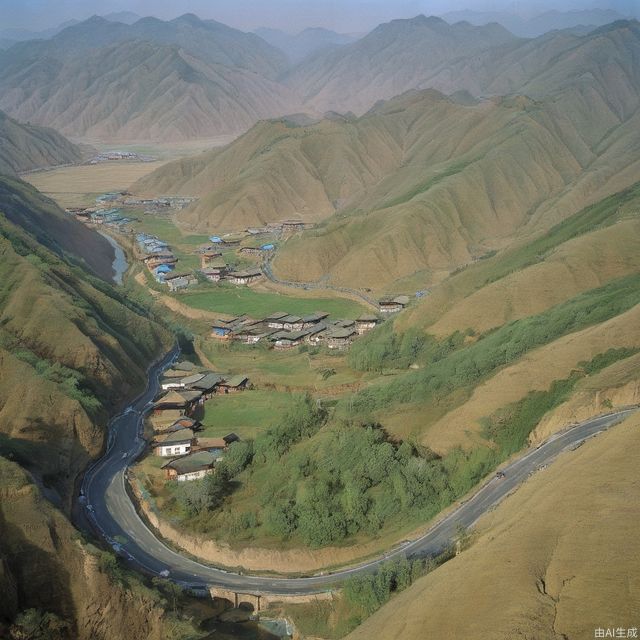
<box><xmin>87</xmin><ymin>150</ymin><xmax>155</xmax><ymax>165</ymax></box>
<box><xmin>67</xmin><ymin>193</ymin><xmax>135</xmax><ymax>229</ymax></box>
<box><xmin>135</xmin><ymin>232</ymin><xmax>197</xmax><ymax>291</ymax></box>
<box><xmin>197</xmin><ymin>243</ymin><xmax>264</xmax><ymax>286</ymax></box>
<box><xmin>122</xmin><ymin>196</ymin><xmax>196</xmax><ymax>214</ymax></box>
<box><xmin>211</xmin><ymin>310</ymin><xmax>381</xmax><ymax>351</ymax></box>
<box><xmin>149</xmin><ymin>361</ymin><xmax>248</xmax><ymax>481</ymax></box>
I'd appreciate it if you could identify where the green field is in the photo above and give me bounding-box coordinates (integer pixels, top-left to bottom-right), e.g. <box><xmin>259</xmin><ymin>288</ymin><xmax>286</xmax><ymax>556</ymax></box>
<box><xmin>199</xmin><ymin>390</ymin><xmax>298</xmax><ymax>439</ymax></box>
<box><xmin>177</xmin><ymin>285</ymin><xmax>367</xmax><ymax>318</ymax></box>
<box><xmin>200</xmin><ymin>339</ymin><xmax>371</xmax><ymax>391</ymax></box>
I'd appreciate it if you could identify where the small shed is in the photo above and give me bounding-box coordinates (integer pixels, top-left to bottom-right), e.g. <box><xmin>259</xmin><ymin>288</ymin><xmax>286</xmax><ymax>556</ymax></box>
<box><xmin>217</xmin><ymin>375</ymin><xmax>249</xmax><ymax>393</ymax></box>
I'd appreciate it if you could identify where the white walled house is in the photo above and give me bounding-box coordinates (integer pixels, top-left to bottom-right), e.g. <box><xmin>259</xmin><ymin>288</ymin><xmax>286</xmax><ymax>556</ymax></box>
<box><xmin>154</xmin><ymin>428</ymin><xmax>195</xmax><ymax>457</ymax></box>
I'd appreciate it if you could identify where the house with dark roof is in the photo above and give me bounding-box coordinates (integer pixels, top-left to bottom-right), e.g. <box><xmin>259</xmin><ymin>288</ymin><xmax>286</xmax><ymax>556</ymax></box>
<box><xmin>162</xmin><ymin>450</ymin><xmax>221</xmax><ymax>481</ymax></box>
<box><xmin>217</xmin><ymin>375</ymin><xmax>249</xmax><ymax>393</ymax></box>
<box><xmin>227</xmin><ymin>269</ymin><xmax>262</xmax><ymax>285</ymax></box>
<box><xmin>264</xmin><ymin>312</ymin><xmax>289</xmax><ymax>329</ymax></box>
<box><xmin>302</xmin><ymin>312</ymin><xmax>329</xmax><ymax>327</ymax></box>
<box><xmin>326</xmin><ymin>327</ymin><xmax>357</xmax><ymax>350</ymax></box>
<box><xmin>188</xmin><ymin>372</ymin><xmax>223</xmax><ymax>397</ymax></box>
<box><xmin>154</xmin><ymin>428</ymin><xmax>195</xmax><ymax>457</ymax></box>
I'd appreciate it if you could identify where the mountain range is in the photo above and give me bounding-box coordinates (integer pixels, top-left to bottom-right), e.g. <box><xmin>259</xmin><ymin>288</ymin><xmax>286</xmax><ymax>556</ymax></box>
<box><xmin>134</xmin><ymin>19</ymin><xmax>640</xmax><ymax>292</ymax></box>
<box><xmin>5</xmin><ymin>13</ymin><xmax>634</xmax><ymax>144</ymax></box>
<box><xmin>0</xmin><ymin>14</ymin><xmax>298</xmax><ymax>142</ymax></box>
<box><xmin>440</xmin><ymin>8</ymin><xmax>629</xmax><ymax>37</ymax></box>
<box><xmin>283</xmin><ymin>15</ymin><xmax>518</xmax><ymax>114</ymax></box>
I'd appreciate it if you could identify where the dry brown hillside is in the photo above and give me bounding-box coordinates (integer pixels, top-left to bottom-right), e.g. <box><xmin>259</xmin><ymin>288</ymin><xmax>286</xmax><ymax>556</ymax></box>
<box><xmin>0</xmin><ymin>110</ymin><xmax>84</xmax><ymax>175</ymax></box>
<box><xmin>284</xmin><ymin>15</ymin><xmax>517</xmax><ymax>114</ymax></box>
<box><xmin>346</xmin><ymin>413</ymin><xmax>640</xmax><ymax>640</ymax></box>
<box><xmin>0</xmin><ymin>15</ymin><xmax>298</xmax><ymax>142</ymax></box>
<box><xmin>0</xmin><ymin>457</ymin><xmax>194</xmax><ymax>640</ymax></box>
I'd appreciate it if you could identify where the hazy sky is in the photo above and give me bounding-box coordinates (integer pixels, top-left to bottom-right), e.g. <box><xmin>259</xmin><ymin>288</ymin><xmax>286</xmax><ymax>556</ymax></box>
<box><xmin>0</xmin><ymin>0</ymin><xmax>636</xmax><ymax>33</ymax></box>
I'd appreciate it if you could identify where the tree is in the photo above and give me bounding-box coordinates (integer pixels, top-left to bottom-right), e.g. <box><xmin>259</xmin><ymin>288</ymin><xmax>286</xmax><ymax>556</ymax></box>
<box><xmin>10</xmin><ymin>610</ymin><xmax>69</xmax><ymax>640</ymax></box>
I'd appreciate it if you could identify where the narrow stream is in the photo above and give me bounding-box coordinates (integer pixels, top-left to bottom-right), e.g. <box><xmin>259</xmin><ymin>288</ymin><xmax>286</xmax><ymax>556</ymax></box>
<box><xmin>99</xmin><ymin>231</ymin><xmax>128</xmax><ymax>285</ymax></box>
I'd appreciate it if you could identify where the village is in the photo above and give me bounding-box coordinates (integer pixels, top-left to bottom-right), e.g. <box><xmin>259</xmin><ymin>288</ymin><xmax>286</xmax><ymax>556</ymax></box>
<box><xmin>147</xmin><ymin>360</ymin><xmax>249</xmax><ymax>482</ymax></box>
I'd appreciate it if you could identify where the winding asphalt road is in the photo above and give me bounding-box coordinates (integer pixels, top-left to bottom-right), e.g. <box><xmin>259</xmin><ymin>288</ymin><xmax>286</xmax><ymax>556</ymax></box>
<box><xmin>81</xmin><ymin>348</ymin><xmax>636</xmax><ymax>594</ymax></box>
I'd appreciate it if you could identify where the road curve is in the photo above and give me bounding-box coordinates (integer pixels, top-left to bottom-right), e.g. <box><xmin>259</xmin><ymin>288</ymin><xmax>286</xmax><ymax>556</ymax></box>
<box><xmin>81</xmin><ymin>349</ymin><xmax>636</xmax><ymax>594</ymax></box>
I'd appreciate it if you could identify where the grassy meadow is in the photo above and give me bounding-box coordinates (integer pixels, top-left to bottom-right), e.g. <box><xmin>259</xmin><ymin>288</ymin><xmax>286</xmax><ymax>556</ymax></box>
<box><xmin>177</xmin><ymin>286</ymin><xmax>366</xmax><ymax>319</ymax></box>
<box><xmin>199</xmin><ymin>390</ymin><xmax>298</xmax><ymax>440</ymax></box>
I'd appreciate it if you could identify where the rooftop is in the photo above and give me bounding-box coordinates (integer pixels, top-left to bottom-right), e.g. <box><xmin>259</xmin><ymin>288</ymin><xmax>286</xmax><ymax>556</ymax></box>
<box><xmin>264</xmin><ymin>311</ymin><xmax>289</xmax><ymax>321</ymax></box>
<box><xmin>327</xmin><ymin>327</ymin><xmax>357</xmax><ymax>339</ymax></box>
<box><xmin>190</xmin><ymin>372</ymin><xmax>223</xmax><ymax>389</ymax></box>
<box><xmin>157</xmin><ymin>428</ymin><xmax>194</xmax><ymax>445</ymax></box>
<box><xmin>220</xmin><ymin>375</ymin><xmax>248</xmax><ymax>388</ymax></box>
<box><xmin>180</xmin><ymin>373</ymin><xmax>205</xmax><ymax>385</ymax></box>
<box><xmin>302</xmin><ymin>312</ymin><xmax>329</xmax><ymax>323</ymax></box>
<box><xmin>164</xmin><ymin>451</ymin><xmax>218</xmax><ymax>475</ymax></box>
<box><xmin>229</xmin><ymin>269</ymin><xmax>262</xmax><ymax>278</ymax></box>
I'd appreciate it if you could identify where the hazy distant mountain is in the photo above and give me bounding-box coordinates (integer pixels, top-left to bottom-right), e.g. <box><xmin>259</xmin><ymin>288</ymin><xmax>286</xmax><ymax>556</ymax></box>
<box><xmin>255</xmin><ymin>26</ymin><xmax>357</xmax><ymax>63</ymax></box>
<box><xmin>103</xmin><ymin>11</ymin><xmax>141</xmax><ymax>25</ymax></box>
<box><xmin>441</xmin><ymin>8</ymin><xmax>627</xmax><ymax>37</ymax></box>
<box><xmin>0</xmin><ymin>111</ymin><xmax>84</xmax><ymax>175</ymax></box>
<box><xmin>285</xmin><ymin>15</ymin><xmax>517</xmax><ymax>114</ymax></box>
<box><xmin>0</xmin><ymin>18</ymin><xmax>79</xmax><ymax>48</ymax></box>
<box><xmin>0</xmin><ymin>14</ymin><xmax>298</xmax><ymax>141</ymax></box>
<box><xmin>4</xmin><ymin>14</ymin><xmax>288</xmax><ymax>77</ymax></box>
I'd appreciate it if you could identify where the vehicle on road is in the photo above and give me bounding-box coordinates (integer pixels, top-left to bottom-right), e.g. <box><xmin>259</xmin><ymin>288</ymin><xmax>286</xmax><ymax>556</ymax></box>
<box><xmin>495</xmin><ymin>471</ymin><xmax>506</xmax><ymax>479</ymax></box>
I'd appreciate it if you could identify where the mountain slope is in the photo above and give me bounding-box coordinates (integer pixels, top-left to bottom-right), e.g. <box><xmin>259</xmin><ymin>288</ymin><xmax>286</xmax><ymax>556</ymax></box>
<box><xmin>0</xmin><ymin>457</ymin><xmax>195</xmax><ymax>639</ymax></box>
<box><xmin>284</xmin><ymin>15</ymin><xmax>518</xmax><ymax>114</ymax></box>
<box><xmin>0</xmin><ymin>176</ymin><xmax>170</xmax><ymax>500</ymax></box>
<box><xmin>0</xmin><ymin>38</ymin><xmax>300</xmax><ymax>142</ymax></box>
<box><xmin>0</xmin><ymin>110</ymin><xmax>84</xmax><ymax>175</ymax></box>
<box><xmin>0</xmin><ymin>175</ymin><xmax>116</xmax><ymax>280</ymax></box>
<box><xmin>3</xmin><ymin>14</ymin><xmax>287</xmax><ymax>77</ymax></box>
<box><xmin>0</xmin><ymin>178</ymin><xmax>207</xmax><ymax>638</ymax></box>
<box><xmin>346</xmin><ymin>414</ymin><xmax>640</xmax><ymax>640</ymax></box>
<box><xmin>0</xmin><ymin>15</ymin><xmax>297</xmax><ymax>142</ymax></box>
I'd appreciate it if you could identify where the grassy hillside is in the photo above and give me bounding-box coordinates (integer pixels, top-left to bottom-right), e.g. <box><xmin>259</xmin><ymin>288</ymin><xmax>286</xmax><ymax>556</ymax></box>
<box><xmin>0</xmin><ymin>111</ymin><xmax>84</xmax><ymax>175</ymax></box>
<box><xmin>0</xmin><ymin>175</ymin><xmax>117</xmax><ymax>280</ymax></box>
<box><xmin>346</xmin><ymin>414</ymin><xmax>640</xmax><ymax>640</ymax></box>
<box><xmin>132</xmin><ymin>20</ymin><xmax>640</xmax><ymax>287</ymax></box>
<box><xmin>0</xmin><ymin>177</ymin><xmax>170</xmax><ymax>501</ymax></box>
